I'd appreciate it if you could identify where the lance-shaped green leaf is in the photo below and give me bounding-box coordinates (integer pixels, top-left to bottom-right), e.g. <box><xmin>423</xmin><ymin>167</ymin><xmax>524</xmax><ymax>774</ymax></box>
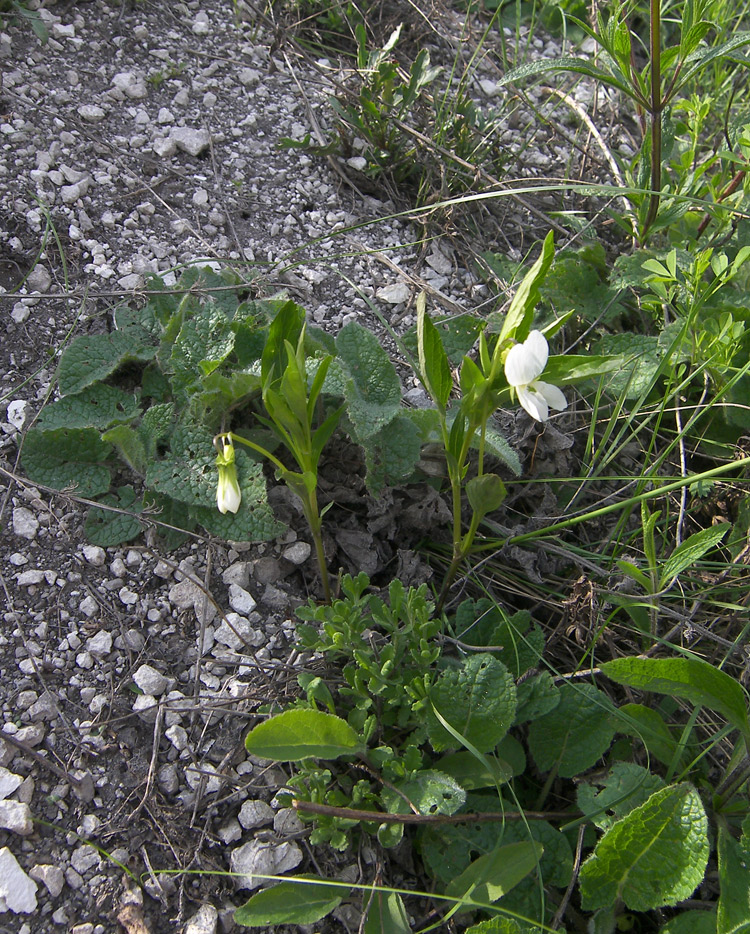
<box><xmin>579</xmin><ymin>783</ymin><xmax>709</xmax><ymax>911</ymax></box>
<box><xmin>602</xmin><ymin>656</ymin><xmax>750</xmax><ymax>741</ymax></box>
<box><xmin>417</xmin><ymin>305</ymin><xmax>452</xmax><ymax>410</ymax></box>
<box><xmin>245</xmin><ymin>709</ymin><xmax>364</xmax><ymax>761</ymax></box>
<box><xmin>542</xmin><ymin>353</ymin><xmax>628</xmax><ymax>386</ymax></box>
<box><xmin>234</xmin><ymin>878</ymin><xmax>350</xmax><ymax>927</ymax></box>
<box><xmin>446</xmin><ymin>841</ymin><xmax>544</xmax><ymax>909</ymax></box>
<box><xmin>261</xmin><ymin>300</ymin><xmax>306</xmax><ymax>388</ymax></box>
<box><xmin>660</xmin><ymin>524</ymin><xmax>728</xmax><ymax>590</ymax></box>
<box><xmin>364</xmin><ymin>891</ymin><xmax>411</xmax><ymax>934</ymax></box>
<box><xmin>496</xmin><ymin>231</ymin><xmax>555</xmax><ymax>346</ymax></box>
<box><xmin>497</xmin><ymin>55</ymin><xmax>635</xmax><ymax>99</ymax></box>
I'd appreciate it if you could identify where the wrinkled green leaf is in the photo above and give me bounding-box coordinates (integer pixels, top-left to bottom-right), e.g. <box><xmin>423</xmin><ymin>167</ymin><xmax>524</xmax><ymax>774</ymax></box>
<box><xmin>381</xmin><ymin>769</ymin><xmax>466</xmax><ymax>818</ymax></box>
<box><xmin>577</xmin><ymin>762</ymin><xmax>666</xmax><ymax>832</ymax></box>
<box><xmin>21</xmin><ymin>426</ymin><xmax>112</xmax><ymax>497</ymax></box>
<box><xmin>514</xmin><ymin>672</ymin><xmax>560</xmax><ymax>724</ymax></box>
<box><xmin>58</xmin><ymin>330</ymin><xmax>157</xmax><ymax>396</ymax></box>
<box><xmin>580</xmin><ymin>783</ymin><xmax>709</xmax><ymax>911</ymax></box>
<box><xmin>245</xmin><ymin>709</ymin><xmax>364</xmax><ymax>761</ymax></box>
<box><xmin>612</xmin><ymin>703</ymin><xmax>680</xmax><ymax>768</ymax></box>
<box><xmin>527</xmin><ymin>682</ymin><xmax>615</xmax><ymax>777</ymax></box>
<box><xmin>84</xmin><ymin>486</ymin><xmax>143</xmax><ymax>547</ymax></box>
<box><xmin>337</xmin><ymin>322</ymin><xmax>402</xmax><ymax>440</ymax></box>
<box><xmin>427</xmin><ymin>654</ymin><xmax>516</xmax><ymax>752</ymax></box>
<box><xmin>37</xmin><ymin>385</ymin><xmax>141</xmax><ymax>431</ymax></box>
<box><xmin>660</xmin><ymin>909</ymin><xmax>717</xmax><ymax>934</ymax></box>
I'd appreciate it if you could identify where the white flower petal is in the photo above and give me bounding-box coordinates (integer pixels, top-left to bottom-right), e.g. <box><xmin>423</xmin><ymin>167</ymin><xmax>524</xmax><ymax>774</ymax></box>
<box><xmin>504</xmin><ymin>330</ymin><xmax>548</xmax><ymax>386</ymax></box>
<box><xmin>525</xmin><ymin>330</ymin><xmax>549</xmax><ymax>370</ymax></box>
<box><xmin>535</xmin><ymin>380</ymin><xmax>568</xmax><ymax>412</ymax></box>
<box><xmin>517</xmin><ymin>385</ymin><xmax>549</xmax><ymax>422</ymax></box>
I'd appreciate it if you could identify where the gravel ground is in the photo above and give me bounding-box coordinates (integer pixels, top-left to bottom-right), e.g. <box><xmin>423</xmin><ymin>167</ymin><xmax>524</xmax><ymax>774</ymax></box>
<box><xmin>0</xmin><ymin>1</ymin><xmax>602</xmax><ymax>931</ymax></box>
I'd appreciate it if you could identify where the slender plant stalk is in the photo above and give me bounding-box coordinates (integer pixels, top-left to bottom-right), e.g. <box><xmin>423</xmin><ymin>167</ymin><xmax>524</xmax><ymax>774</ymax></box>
<box><xmin>642</xmin><ymin>0</ymin><xmax>663</xmax><ymax>240</ymax></box>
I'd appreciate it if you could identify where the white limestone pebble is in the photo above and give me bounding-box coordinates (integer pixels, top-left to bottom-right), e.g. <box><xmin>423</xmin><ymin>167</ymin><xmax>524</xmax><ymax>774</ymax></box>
<box><xmin>86</xmin><ymin>630</ymin><xmax>112</xmax><ymax>658</ymax></box>
<box><xmin>0</xmin><ymin>847</ymin><xmax>37</xmax><ymax>912</ymax></box>
<box><xmin>29</xmin><ymin>863</ymin><xmax>64</xmax><ymax>897</ymax></box>
<box><xmin>12</xmin><ymin>507</ymin><xmax>38</xmax><ymax>541</ymax></box>
<box><xmin>185</xmin><ymin>904</ymin><xmax>218</xmax><ymax>934</ymax></box>
<box><xmin>0</xmin><ymin>768</ymin><xmax>23</xmax><ymax>801</ymax></box>
<box><xmin>228</xmin><ymin>584</ymin><xmax>256</xmax><ymax>616</ymax></box>
<box><xmin>229</xmin><ymin>840</ymin><xmax>302</xmax><ymax>891</ymax></box>
<box><xmin>237</xmin><ymin>799</ymin><xmax>274</xmax><ymax>830</ymax></box>
<box><xmin>170</xmin><ymin>126</ymin><xmax>210</xmax><ymax>157</ymax></box>
<box><xmin>133</xmin><ymin>664</ymin><xmax>168</xmax><ymax>696</ymax></box>
<box><xmin>0</xmin><ymin>801</ymin><xmax>32</xmax><ymax>835</ymax></box>
<box><xmin>376</xmin><ymin>282</ymin><xmax>410</xmax><ymax>304</ymax></box>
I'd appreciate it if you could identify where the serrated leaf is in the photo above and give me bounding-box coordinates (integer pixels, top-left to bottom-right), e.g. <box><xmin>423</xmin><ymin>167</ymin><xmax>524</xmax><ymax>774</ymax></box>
<box><xmin>446</xmin><ymin>840</ymin><xmax>543</xmax><ymax>909</ymax></box>
<box><xmin>21</xmin><ymin>427</ymin><xmax>112</xmax><ymax>497</ymax></box>
<box><xmin>717</xmin><ymin>826</ymin><xmax>750</xmax><ymax>934</ymax></box>
<box><xmin>138</xmin><ymin>403</ymin><xmax>175</xmax><ymax>459</ymax></box>
<box><xmin>579</xmin><ymin>783</ymin><xmax>709</xmax><ymax>911</ymax></box>
<box><xmin>84</xmin><ymin>486</ymin><xmax>143</xmax><ymax>547</ymax></box>
<box><xmin>527</xmin><ymin>681</ymin><xmax>615</xmax><ymax>777</ymax></box>
<box><xmin>170</xmin><ymin>307</ymin><xmax>236</xmax><ymax>396</ymax></box>
<box><xmin>359</xmin><ymin>412</ymin><xmax>422</xmax><ymax>494</ymax></box>
<box><xmin>245</xmin><ymin>709</ymin><xmax>364</xmax><ymax>761</ymax></box>
<box><xmin>37</xmin><ymin>385</ymin><xmax>141</xmax><ymax>431</ymax></box>
<box><xmin>577</xmin><ymin>763</ymin><xmax>666</xmax><ymax>832</ymax></box>
<box><xmin>364</xmin><ymin>890</ymin><xmax>411</xmax><ymax>934</ymax></box>
<box><xmin>234</xmin><ymin>878</ymin><xmax>348</xmax><ymax>926</ymax></box>
<box><xmin>336</xmin><ymin>322</ymin><xmax>402</xmax><ymax>440</ymax></box>
<box><xmin>660</xmin><ymin>524</ymin><xmax>728</xmax><ymax>589</ymax></box>
<box><xmin>481</xmin><ymin>425</ymin><xmax>521</xmax><ymax>476</ymax></box>
<box><xmin>602</xmin><ymin>656</ymin><xmax>750</xmax><ymax>740</ymax></box>
<box><xmin>428</xmin><ymin>654</ymin><xmax>516</xmax><ymax>752</ymax></box>
<box><xmin>145</xmin><ymin>421</ymin><xmax>228</xmax><ymax>507</ymax></box>
<box><xmin>58</xmin><ymin>331</ymin><xmax>157</xmax><ymax>396</ymax></box>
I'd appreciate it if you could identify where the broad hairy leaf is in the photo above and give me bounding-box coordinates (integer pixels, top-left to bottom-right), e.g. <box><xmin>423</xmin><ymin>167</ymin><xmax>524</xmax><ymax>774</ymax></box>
<box><xmin>234</xmin><ymin>877</ymin><xmax>349</xmax><ymax>927</ymax></box>
<box><xmin>659</xmin><ymin>910</ymin><xmax>717</xmax><ymax>934</ymax></box>
<box><xmin>527</xmin><ymin>681</ymin><xmax>615</xmax><ymax>777</ymax></box>
<box><xmin>57</xmin><ymin>330</ymin><xmax>157</xmax><ymax>396</ymax></box>
<box><xmin>361</xmin><ymin>412</ymin><xmax>423</xmax><ymax>494</ymax></box>
<box><xmin>84</xmin><ymin>486</ymin><xmax>143</xmax><ymax>547</ymax></box>
<box><xmin>579</xmin><ymin>783</ymin><xmax>709</xmax><ymax>911</ymax></box>
<box><xmin>245</xmin><ymin>709</ymin><xmax>364</xmax><ymax>761</ymax></box>
<box><xmin>427</xmin><ymin>654</ymin><xmax>516</xmax><ymax>753</ymax></box>
<box><xmin>577</xmin><ymin>762</ymin><xmax>666</xmax><ymax>832</ymax></box>
<box><xmin>463</xmin><ymin>919</ymin><xmax>530</xmax><ymax>934</ymax></box>
<box><xmin>21</xmin><ymin>426</ymin><xmax>112</xmax><ymax>497</ymax></box>
<box><xmin>336</xmin><ymin>321</ymin><xmax>402</xmax><ymax>440</ymax></box>
<box><xmin>602</xmin><ymin>656</ymin><xmax>750</xmax><ymax>740</ymax></box>
<box><xmin>446</xmin><ymin>841</ymin><xmax>543</xmax><ymax>909</ymax></box>
<box><xmin>36</xmin><ymin>385</ymin><xmax>141</xmax><ymax>431</ymax></box>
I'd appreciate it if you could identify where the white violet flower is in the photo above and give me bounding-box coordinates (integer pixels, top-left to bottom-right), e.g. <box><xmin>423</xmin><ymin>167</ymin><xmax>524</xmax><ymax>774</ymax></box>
<box><xmin>504</xmin><ymin>330</ymin><xmax>567</xmax><ymax>423</ymax></box>
<box><xmin>215</xmin><ymin>434</ymin><xmax>242</xmax><ymax>515</ymax></box>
